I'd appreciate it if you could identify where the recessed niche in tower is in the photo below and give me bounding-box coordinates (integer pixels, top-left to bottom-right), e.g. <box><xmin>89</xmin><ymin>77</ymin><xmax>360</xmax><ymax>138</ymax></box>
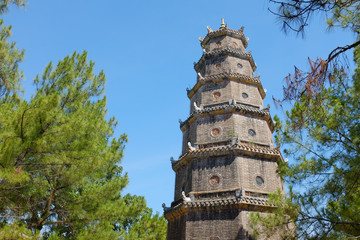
<box><xmin>210</xmin><ymin>128</ymin><xmax>221</xmax><ymax>137</ymax></box>
<box><xmin>215</xmin><ymin>63</ymin><xmax>221</xmax><ymax>68</ymax></box>
<box><xmin>209</xmin><ymin>175</ymin><xmax>220</xmax><ymax>186</ymax></box>
<box><xmin>242</xmin><ymin>92</ymin><xmax>248</xmax><ymax>98</ymax></box>
<box><xmin>232</xmin><ymin>42</ymin><xmax>238</xmax><ymax>47</ymax></box>
<box><xmin>213</xmin><ymin>91</ymin><xmax>221</xmax><ymax>99</ymax></box>
<box><xmin>256</xmin><ymin>176</ymin><xmax>264</xmax><ymax>186</ymax></box>
<box><xmin>237</xmin><ymin>63</ymin><xmax>243</xmax><ymax>69</ymax></box>
<box><xmin>216</xmin><ymin>41</ymin><xmax>221</xmax><ymax>47</ymax></box>
<box><xmin>248</xmin><ymin>129</ymin><xmax>256</xmax><ymax>136</ymax></box>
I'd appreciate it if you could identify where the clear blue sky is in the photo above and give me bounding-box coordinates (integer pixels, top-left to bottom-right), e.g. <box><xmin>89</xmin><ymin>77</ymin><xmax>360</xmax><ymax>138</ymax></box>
<box><xmin>4</xmin><ymin>0</ymin><xmax>355</xmax><ymax>214</ymax></box>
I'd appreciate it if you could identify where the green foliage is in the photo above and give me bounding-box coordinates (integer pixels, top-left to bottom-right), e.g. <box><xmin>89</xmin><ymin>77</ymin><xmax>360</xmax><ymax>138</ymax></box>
<box><xmin>258</xmin><ymin>45</ymin><xmax>360</xmax><ymax>239</ymax></box>
<box><xmin>0</xmin><ymin>221</ymin><xmax>39</xmax><ymax>239</ymax></box>
<box><xmin>0</xmin><ymin>0</ymin><xmax>25</xmax><ymax>15</ymax></box>
<box><xmin>252</xmin><ymin>1</ymin><xmax>360</xmax><ymax>239</ymax></box>
<box><xmin>0</xmin><ymin>51</ymin><xmax>167</xmax><ymax>239</ymax></box>
<box><xmin>330</xmin><ymin>1</ymin><xmax>360</xmax><ymax>33</ymax></box>
<box><xmin>0</xmin><ymin>3</ymin><xmax>167</xmax><ymax>237</ymax></box>
<box><xmin>251</xmin><ymin>189</ymin><xmax>299</xmax><ymax>239</ymax></box>
<box><xmin>253</xmin><ymin>51</ymin><xmax>360</xmax><ymax>238</ymax></box>
<box><xmin>0</xmin><ymin>0</ymin><xmax>25</xmax><ymax>99</ymax></box>
<box><xmin>125</xmin><ymin>210</ymin><xmax>167</xmax><ymax>240</ymax></box>
<box><xmin>269</xmin><ymin>0</ymin><xmax>359</xmax><ymax>34</ymax></box>
<box><xmin>0</xmin><ymin>19</ymin><xmax>24</xmax><ymax>99</ymax></box>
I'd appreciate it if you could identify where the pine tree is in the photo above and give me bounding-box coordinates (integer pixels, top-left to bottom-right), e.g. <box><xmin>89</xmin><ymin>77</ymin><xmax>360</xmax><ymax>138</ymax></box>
<box><xmin>0</xmin><ymin>1</ymin><xmax>167</xmax><ymax>239</ymax></box>
<box><xmin>251</xmin><ymin>1</ymin><xmax>360</xmax><ymax>239</ymax></box>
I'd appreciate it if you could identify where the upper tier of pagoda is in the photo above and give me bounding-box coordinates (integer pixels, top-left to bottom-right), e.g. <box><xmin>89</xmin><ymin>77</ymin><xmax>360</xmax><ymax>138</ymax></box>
<box><xmin>199</xmin><ymin>19</ymin><xmax>249</xmax><ymax>49</ymax></box>
<box><xmin>194</xmin><ymin>19</ymin><xmax>256</xmax><ymax>73</ymax></box>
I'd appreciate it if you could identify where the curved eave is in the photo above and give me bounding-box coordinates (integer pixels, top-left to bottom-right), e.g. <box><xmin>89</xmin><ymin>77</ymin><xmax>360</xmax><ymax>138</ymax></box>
<box><xmin>187</xmin><ymin>72</ymin><xmax>266</xmax><ymax>99</ymax></box>
<box><xmin>200</xmin><ymin>28</ymin><xmax>248</xmax><ymax>49</ymax></box>
<box><xmin>164</xmin><ymin>196</ymin><xmax>274</xmax><ymax>221</ymax></box>
<box><xmin>194</xmin><ymin>47</ymin><xmax>257</xmax><ymax>72</ymax></box>
<box><xmin>180</xmin><ymin>103</ymin><xmax>274</xmax><ymax>133</ymax></box>
<box><xmin>171</xmin><ymin>142</ymin><xmax>283</xmax><ymax>172</ymax></box>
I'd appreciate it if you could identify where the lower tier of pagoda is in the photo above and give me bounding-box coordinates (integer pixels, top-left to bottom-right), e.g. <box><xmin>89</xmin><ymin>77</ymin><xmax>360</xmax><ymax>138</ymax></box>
<box><xmin>164</xmin><ymin>188</ymin><xmax>275</xmax><ymax>221</ymax></box>
<box><xmin>172</xmin><ymin>139</ymin><xmax>283</xmax><ymax>172</ymax></box>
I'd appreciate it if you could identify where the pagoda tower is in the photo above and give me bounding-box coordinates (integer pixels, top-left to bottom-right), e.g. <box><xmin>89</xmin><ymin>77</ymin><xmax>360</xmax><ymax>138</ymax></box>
<box><xmin>164</xmin><ymin>20</ymin><xmax>285</xmax><ymax>240</ymax></box>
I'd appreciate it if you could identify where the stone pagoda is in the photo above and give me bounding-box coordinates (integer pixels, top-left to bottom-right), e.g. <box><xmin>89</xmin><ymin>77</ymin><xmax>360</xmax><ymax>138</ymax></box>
<box><xmin>164</xmin><ymin>19</ymin><xmax>285</xmax><ymax>240</ymax></box>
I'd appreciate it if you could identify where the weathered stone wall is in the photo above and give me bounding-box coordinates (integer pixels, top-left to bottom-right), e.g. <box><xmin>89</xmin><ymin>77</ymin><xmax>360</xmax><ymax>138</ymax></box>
<box><xmin>189</xmin><ymin>81</ymin><xmax>231</xmax><ymax>113</ymax></box>
<box><xmin>229</xmin><ymin>81</ymin><xmax>263</xmax><ymax>107</ymax></box>
<box><xmin>232</xmin><ymin>115</ymin><xmax>273</xmax><ymax>147</ymax></box>
<box><xmin>167</xmin><ymin>215</ymin><xmax>186</xmax><ymax>240</ymax></box>
<box><xmin>174</xmin><ymin>155</ymin><xmax>238</xmax><ymax>202</ymax></box>
<box><xmin>173</xmin><ymin>155</ymin><xmax>283</xmax><ymax>202</ymax></box>
<box><xmin>226</xmin><ymin>56</ymin><xmax>254</xmax><ymax>76</ymax></box>
<box><xmin>189</xmin><ymin>81</ymin><xmax>263</xmax><ymax>113</ymax></box>
<box><xmin>206</xmin><ymin>36</ymin><xmax>246</xmax><ymax>53</ymax></box>
<box><xmin>192</xmin><ymin>113</ymin><xmax>233</xmax><ymax>144</ymax></box>
<box><xmin>191</xmin><ymin>155</ymin><xmax>238</xmax><ymax>193</ymax></box>
<box><xmin>182</xmin><ymin>113</ymin><xmax>273</xmax><ymax>154</ymax></box>
<box><xmin>185</xmin><ymin>210</ymin><xmax>253</xmax><ymax>240</ymax></box>
<box><xmin>236</xmin><ymin>156</ymin><xmax>284</xmax><ymax>193</ymax></box>
<box><xmin>202</xmin><ymin>56</ymin><xmax>254</xmax><ymax>77</ymax></box>
<box><xmin>166</xmin><ymin>208</ymin><xmax>285</xmax><ymax>240</ymax></box>
<box><xmin>174</xmin><ymin>164</ymin><xmax>193</xmax><ymax>201</ymax></box>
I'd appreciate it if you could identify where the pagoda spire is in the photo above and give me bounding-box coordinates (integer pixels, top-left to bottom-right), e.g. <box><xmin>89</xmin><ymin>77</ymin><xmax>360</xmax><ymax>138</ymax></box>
<box><xmin>220</xmin><ymin>17</ymin><xmax>226</xmax><ymax>29</ymax></box>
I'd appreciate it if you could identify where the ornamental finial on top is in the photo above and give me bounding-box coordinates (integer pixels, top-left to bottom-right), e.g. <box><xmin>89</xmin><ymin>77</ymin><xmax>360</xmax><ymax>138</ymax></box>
<box><xmin>220</xmin><ymin>18</ymin><xmax>226</xmax><ymax>29</ymax></box>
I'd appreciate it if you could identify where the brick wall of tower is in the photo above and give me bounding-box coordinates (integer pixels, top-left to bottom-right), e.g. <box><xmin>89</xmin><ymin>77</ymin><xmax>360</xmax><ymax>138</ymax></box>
<box><xmin>229</xmin><ymin>82</ymin><xmax>263</xmax><ymax>107</ymax></box>
<box><xmin>184</xmin><ymin>210</ymin><xmax>253</xmax><ymax>240</ymax></box>
<box><xmin>167</xmin><ymin>210</ymin><xmax>283</xmax><ymax>240</ymax></box>
<box><xmin>181</xmin><ymin>114</ymin><xmax>273</xmax><ymax>153</ymax></box>
<box><xmin>167</xmin><ymin>215</ymin><xmax>186</xmax><ymax>240</ymax></box>
<box><xmin>174</xmin><ymin>164</ymin><xmax>193</xmax><ymax>201</ymax></box>
<box><xmin>191</xmin><ymin>155</ymin><xmax>239</xmax><ymax>193</ymax></box>
<box><xmin>190</xmin><ymin>81</ymin><xmax>231</xmax><ymax>113</ymax></box>
<box><xmin>174</xmin><ymin>155</ymin><xmax>239</xmax><ymax>201</ymax></box>
<box><xmin>199</xmin><ymin>56</ymin><xmax>254</xmax><ymax>77</ymax></box>
<box><xmin>167</xmin><ymin>210</ymin><xmax>256</xmax><ymax>240</ymax></box>
<box><xmin>173</xmin><ymin>155</ymin><xmax>283</xmax><ymax>202</ymax></box>
<box><xmin>207</xmin><ymin>36</ymin><xmax>246</xmax><ymax>52</ymax></box>
<box><xmin>232</xmin><ymin>115</ymin><xmax>274</xmax><ymax>147</ymax></box>
<box><xmin>189</xmin><ymin>81</ymin><xmax>263</xmax><ymax>113</ymax></box>
<box><xmin>236</xmin><ymin>156</ymin><xmax>284</xmax><ymax>194</ymax></box>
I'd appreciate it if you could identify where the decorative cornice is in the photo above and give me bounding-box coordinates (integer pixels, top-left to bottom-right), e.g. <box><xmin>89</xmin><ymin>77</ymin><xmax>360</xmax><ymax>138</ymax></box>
<box><xmin>188</xmin><ymin>72</ymin><xmax>265</xmax><ymax>99</ymax></box>
<box><xmin>200</xmin><ymin>28</ymin><xmax>248</xmax><ymax>49</ymax></box>
<box><xmin>194</xmin><ymin>47</ymin><xmax>257</xmax><ymax>72</ymax></box>
<box><xmin>164</xmin><ymin>195</ymin><xmax>275</xmax><ymax>221</ymax></box>
<box><xmin>172</xmin><ymin>140</ymin><xmax>283</xmax><ymax>172</ymax></box>
<box><xmin>180</xmin><ymin>102</ymin><xmax>274</xmax><ymax>132</ymax></box>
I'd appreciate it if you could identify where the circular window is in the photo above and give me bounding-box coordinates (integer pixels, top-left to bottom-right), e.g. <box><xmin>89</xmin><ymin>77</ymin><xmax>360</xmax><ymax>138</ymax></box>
<box><xmin>216</xmin><ymin>41</ymin><xmax>222</xmax><ymax>47</ymax></box>
<box><xmin>242</xmin><ymin>92</ymin><xmax>248</xmax><ymax>98</ymax></box>
<box><xmin>213</xmin><ymin>91</ymin><xmax>221</xmax><ymax>99</ymax></box>
<box><xmin>256</xmin><ymin>176</ymin><xmax>264</xmax><ymax>186</ymax></box>
<box><xmin>210</xmin><ymin>128</ymin><xmax>220</xmax><ymax>137</ymax></box>
<box><xmin>215</xmin><ymin>63</ymin><xmax>221</xmax><ymax>68</ymax></box>
<box><xmin>237</xmin><ymin>63</ymin><xmax>243</xmax><ymax>69</ymax></box>
<box><xmin>248</xmin><ymin>129</ymin><xmax>256</xmax><ymax>136</ymax></box>
<box><xmin>209</xmin><ymin>175</ymin><xmax>220</xmax><ymax>186</ymax></box>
